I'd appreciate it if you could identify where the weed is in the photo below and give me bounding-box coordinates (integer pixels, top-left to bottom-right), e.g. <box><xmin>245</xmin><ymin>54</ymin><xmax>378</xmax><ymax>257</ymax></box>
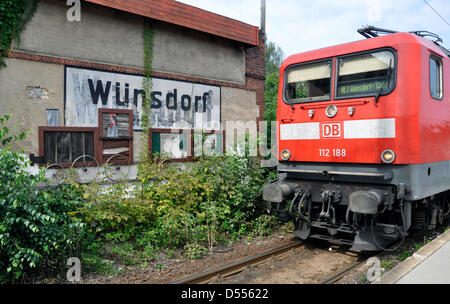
<box><xmin>184</xmin><ymin>243</ymin><xmax>208</xmax><ymax>259</ymax></box>
<box><xmin>381</xmin><ymin>259</ymin><xmax>395</xmax><ymax>271</ymax></box>
<box><xmin>399</xmin><ymin>250</ymin><xmax>412</xmax><ymax>261</ymax></box>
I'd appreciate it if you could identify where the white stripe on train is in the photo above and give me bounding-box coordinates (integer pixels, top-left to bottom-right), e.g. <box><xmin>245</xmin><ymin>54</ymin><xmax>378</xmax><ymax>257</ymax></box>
<box><xmin>280</xmin><ymin>118</ymin><xmax>396</xmax><ymax>140</ymax></box>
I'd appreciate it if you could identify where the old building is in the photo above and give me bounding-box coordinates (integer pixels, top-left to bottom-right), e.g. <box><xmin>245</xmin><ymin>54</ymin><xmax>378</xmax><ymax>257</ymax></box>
<box><xmin>0</xmin><ymin>0</ymin><xmax>265</xmax><ymax>175</ymax></box>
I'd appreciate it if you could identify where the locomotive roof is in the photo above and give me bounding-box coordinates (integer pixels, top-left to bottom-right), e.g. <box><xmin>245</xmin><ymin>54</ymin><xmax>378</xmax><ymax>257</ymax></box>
<box><xmin>282</xmin><ymin>32</ymin><xmax>449</xmax><ymax>68</ymax></box>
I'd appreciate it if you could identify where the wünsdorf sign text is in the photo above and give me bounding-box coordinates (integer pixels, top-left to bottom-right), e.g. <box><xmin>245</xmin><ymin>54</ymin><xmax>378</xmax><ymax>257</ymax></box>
<box><xmin>65</xmin><ymin>67</ymin><xmax>221</xmax><ymax>130</ymax></box>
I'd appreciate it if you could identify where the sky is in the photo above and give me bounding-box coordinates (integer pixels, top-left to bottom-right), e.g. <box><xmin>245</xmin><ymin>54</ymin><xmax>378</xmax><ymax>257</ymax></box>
<box><xmin>176</xmin><ymin>0</ymin><xmax>450</xmax><ymax>59</ymax></box>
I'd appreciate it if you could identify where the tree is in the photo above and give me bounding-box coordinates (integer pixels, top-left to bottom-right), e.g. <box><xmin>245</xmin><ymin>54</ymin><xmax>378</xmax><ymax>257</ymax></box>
<box><xmin>264</xmin><ymin>72</ymin><xmax>279</xmax><ymax>123</ymax></box>
<box><xmin>265</xmin><ymin>41</ymin><xmax>285</xmax><ymax>76</ymax></box>
<box><xmin>264</xmin><ymin>41</ymin><xmax>284</xmax><ymax>123</ymax></box>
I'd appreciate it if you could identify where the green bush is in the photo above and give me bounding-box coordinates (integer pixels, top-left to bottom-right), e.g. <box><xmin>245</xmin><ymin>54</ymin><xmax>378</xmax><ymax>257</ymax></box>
<box><xmin>79</xmin><ymin>154</ymin><xmax>274</xmax><ymax>251</ymax></box>
<box><xmin>0</xmin><ymin>115</ymin><xmax>87</xmax><ymax>282</ymax></box>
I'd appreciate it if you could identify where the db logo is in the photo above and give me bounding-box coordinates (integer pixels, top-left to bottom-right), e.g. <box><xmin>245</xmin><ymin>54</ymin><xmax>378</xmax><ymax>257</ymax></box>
<box><xmin>322</xmin><ymin>123</ymin><xmax>342</xmax><ymax>138</ymax></box>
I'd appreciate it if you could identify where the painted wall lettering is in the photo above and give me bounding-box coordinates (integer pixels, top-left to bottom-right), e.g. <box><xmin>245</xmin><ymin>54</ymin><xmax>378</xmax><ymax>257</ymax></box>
<box><xmin>65</xmin><ymin>67</ymin><xmax>221</xmax><ymax>130</ymax></box>
<box><xmin>66</xmin><ymin>0</ymin><xmax>81</xmax><ymax>22</ymax></box>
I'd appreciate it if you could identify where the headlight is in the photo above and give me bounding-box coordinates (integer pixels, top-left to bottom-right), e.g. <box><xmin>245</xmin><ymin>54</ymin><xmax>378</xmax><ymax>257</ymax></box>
<box><xmin>326</xmin><ymin>105</ymin><xmax>338</xmax><ymax>118</ymax></box>
<box><xmin>280</xmin><ymin>149</ymin><xmax>291</xmax><ymax>161</ymax></box>
<box><xmin>381</xmin><ymin>150</ymin><xmax>396</xmax><ymax>164</ymax></box>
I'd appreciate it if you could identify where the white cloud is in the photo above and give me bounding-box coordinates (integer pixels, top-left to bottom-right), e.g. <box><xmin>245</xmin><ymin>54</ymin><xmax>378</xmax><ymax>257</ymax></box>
<box><xmin>176</xmin><ymin>0</ymin><xmax>450</xmax><ymax>57</ymax></box>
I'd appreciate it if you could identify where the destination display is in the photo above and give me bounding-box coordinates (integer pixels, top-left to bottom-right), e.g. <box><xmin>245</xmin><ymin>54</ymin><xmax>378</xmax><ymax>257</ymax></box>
<box><xmin>337</xmin><ymin>79</ymin><xmax>389</xmax><ymax>96</ymax></box>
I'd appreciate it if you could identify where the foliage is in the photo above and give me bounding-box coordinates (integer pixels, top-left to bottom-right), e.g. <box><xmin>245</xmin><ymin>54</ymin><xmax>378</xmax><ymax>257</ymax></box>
<box><xmin>398</xmin><ymin>250</ymin><xmax>412</xmax><ymax>261</ymax></box>
<box><xmin>248</xmin><ymin>214</ymin><xmax>280</xmax><ymax>237</ymax></box>
<box><xmin>0</xmin><ymin>114</ymin><xmax>27</xmax><ymax>146</ymax></box>
<box><xmin>381</xmin><ymin>259</ymin><xmax>394</xmax><ymax>271</ymax></box>
<box><xmin>264</xmin><ymin>40</ymin><xmax>284</xmax><ymax>129</ymax></box>
<box><xmin>264</xmin><ymin>40</ymin><xmax>285</xmax><ymax>146</ymax></box>
<box><xmin>264</xmin><ymin>72</ymin><xmax>279</xmax><ymax>124</ymax></box>
<box><xmin>0</xmin><ymin>115</ymin><xmax>88</xmax><ymax>282</ymax></box>
<box><xmin>78</xmin><ymin>154</ymin><xmax>274</xmax><ymax>255</ymax></box>
<box><xmin>265</xmin><ymin>41</ymin><xmax>285</xmax><ymax>76</ymax></box>
<box><xmin>0</xmin><ymin>0</ymin><xmax>39</xmax><ymax>68</ymax></box>
<box><xmin>139</xmin><ymin>22</ymin><xmax>155</xmax><ymax>162</ymax></box>
<box><xmin>184</xmin><ymin>243</ymin><xmax>208</xmax><ymax>259</ymax></box>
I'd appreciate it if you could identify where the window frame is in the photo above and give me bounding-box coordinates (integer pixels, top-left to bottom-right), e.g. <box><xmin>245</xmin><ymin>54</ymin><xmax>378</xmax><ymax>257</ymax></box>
<box><xmin>429</xmin><ymin>53</ymin><xmax>444</xmax><ymax>100</ymax></box>
<box><xmin>97</xmin><ymin>108</ymin><xmax>134</xmax><ymax>165</ymax></box>
<box><xmin>282</xmin><ymin>58</ymin><xmax>333</xmax><ymax>105</ymax></box>
<box><xmin>38</xmin><ymin>126</ymin><xmax>99</xmax><ymax>168</ymax></box>
<box><xmin>148</xmin><ymin>129</ymin><xmax>226</xmax><ymax>162</ymax></box>
<box><xmin>334</xmin><ymin>47</ymin><xmax>398</xmax><ymax>100</ymax></box>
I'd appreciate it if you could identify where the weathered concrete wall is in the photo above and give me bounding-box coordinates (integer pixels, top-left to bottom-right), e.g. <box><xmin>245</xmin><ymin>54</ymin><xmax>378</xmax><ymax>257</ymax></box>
<box><xmin>0</xmin><ymin>58</ymin><xmax>64</xmax><ymax>155</ymax></box>
<box><xmin>221</xmin><ymin>87</ymin><xmax>259</xmax><ymax>123</ymax></box>
<box><xmin>17</xmin><ymin>0</ymin><xmax>245</xmax><ymax>84</ymax></box>
<box><xmin>0</xmin><ymin>0</ymin><xmax>263</xmax><ymax>165</ymax></box>
<box><xmin>133</xmin><ymin>132</ymin><xmax>144</xmax><ymax>162</ymax></box>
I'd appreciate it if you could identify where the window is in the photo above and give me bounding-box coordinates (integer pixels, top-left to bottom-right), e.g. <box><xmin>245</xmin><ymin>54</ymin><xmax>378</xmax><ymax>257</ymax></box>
<box><xmin>39</xmin><ymin>127</ymin><xmax>98</xmax><ymax>166</ymax></box>
<box><xmin>46</xmin><ymin>109</ymin><xmax>59</xmax><ymax>126</ymax></box>
<box><xmin>430</xmin><ymin>55</ymin><xmax>443</xmax><ymax>99</ymax></box>
<box><xmin>285</xmin><ymin>59</ymin><xmax>332</xmax><ymax>103</ymax></box>
<box><xmin>151</xmin><ymin>130</ymin><xmax>191</xmax><ymax>161</ymax></box>
<box><xmin>149</xmin><ymin>129</ymin><xmax>225</xmax><ymax>162</ymax></box>
<box><xmin>98</xmin><ymin>109</ymin><xmax>133</xmax><ymax>165</ymax></box>
<box><xmin>101</xmin><ymin>113</ymin><xmax>131</xmax><ymax>138</ymax></box>
<box><xmin>336</xmin><ymin>50</ymin><xmax>395</xmax><ymax>98</ymax></box>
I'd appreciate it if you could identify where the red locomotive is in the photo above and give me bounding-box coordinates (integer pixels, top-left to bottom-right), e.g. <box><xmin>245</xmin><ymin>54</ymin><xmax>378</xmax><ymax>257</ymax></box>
<box><xmin>263</xmin><ymin>26</ymin><xmax>450</xmax><ymax>251</ymax></box>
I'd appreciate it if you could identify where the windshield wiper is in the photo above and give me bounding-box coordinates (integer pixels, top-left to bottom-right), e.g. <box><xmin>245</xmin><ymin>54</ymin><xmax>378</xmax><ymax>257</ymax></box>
<box><xmin>285</xmin><ymin>88</ymin><xmax>295</xmax><ymax>110</ymax></box>
<box><xmin>374</xmin><ymin>59</ymin><xmax>393</xmax><ymax>103</ymax></box>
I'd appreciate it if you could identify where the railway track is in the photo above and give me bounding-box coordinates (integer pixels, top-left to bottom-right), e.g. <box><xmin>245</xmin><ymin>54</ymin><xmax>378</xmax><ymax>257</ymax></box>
<box><xmin>171</xmin><ymin>241</ymin><xmax>305</xmax><ymax>284</ymax></box>
<box><xmin>171</xmin><ymin>240</ymin><xmax>369</xmax><ymax>284</ymax></box>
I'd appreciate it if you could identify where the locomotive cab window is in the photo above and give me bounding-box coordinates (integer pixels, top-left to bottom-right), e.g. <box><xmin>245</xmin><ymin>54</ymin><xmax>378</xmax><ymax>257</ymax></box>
<box><xmin>430</xmin><ymin>55</ymin><xmax>443</xmax><ymax>99</ymax></box>
<box><xmin>285</xmin><ymin>59</ymin><xmax>332</xmax><ymax>103</ymax></box>
<box><xmin>336</xmin><ymin>50</ymin><xmax>395</xmax><ymax>98</ymax></box>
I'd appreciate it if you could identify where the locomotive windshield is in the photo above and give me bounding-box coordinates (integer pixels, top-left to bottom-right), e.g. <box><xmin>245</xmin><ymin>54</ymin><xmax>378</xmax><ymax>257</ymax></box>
<box><xmin>336</xmin><ymin>50</ymin><xmax>395</xmax><ymax>98</ymax></box>
<box><xmin>285</xmin><ymin>60</ymin><xmax>332</xmax><ymax>102</ymax></box>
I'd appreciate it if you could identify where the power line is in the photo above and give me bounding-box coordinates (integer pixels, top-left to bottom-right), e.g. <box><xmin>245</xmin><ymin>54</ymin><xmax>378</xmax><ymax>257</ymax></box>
<box><xmin>423</xmin><ymin>0</ymin><xmax>450</xmax><ymax>27</ymax></box>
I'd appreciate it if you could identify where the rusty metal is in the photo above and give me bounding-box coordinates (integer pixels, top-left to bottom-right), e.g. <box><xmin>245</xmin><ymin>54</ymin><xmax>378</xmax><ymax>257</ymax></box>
<box><xmin>171</xmin><ymin>241</ymin><xmax>304</xmax><ymax>284</ymax></box>
<box><xmin>320</xmin><ymin>259</ymin><xmax>367</xmax><ymax>284</ymax></box>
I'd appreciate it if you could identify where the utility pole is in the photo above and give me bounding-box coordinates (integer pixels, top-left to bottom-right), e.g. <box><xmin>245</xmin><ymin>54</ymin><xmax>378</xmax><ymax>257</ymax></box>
<box><xmin>261</xmin><ymin>0</ymin><xmax>266</xmax><ymax>35</ymax></box>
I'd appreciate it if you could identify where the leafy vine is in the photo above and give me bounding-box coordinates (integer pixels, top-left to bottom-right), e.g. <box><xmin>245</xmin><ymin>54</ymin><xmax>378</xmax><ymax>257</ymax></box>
<box><xmin>139</xmin><ymin>20</ymin><xmax>155</xmax><ymax>162</ymax></box>
<box><xmin>0</xmin><ymin>0</ymin><xmax>39</xmax><ymax>69</ymax></box>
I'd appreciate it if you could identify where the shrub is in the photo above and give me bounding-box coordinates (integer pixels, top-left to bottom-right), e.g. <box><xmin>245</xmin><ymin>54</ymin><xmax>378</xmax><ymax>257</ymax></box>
<box><xmin>0</xmin><ymin>115</ymin><xmax>87</xmax><ymax>282</ymax></box>
<box><xmin>79</xmin><ymin>154</ymin><xmax>274</xmax><ymax>251</ymax></box>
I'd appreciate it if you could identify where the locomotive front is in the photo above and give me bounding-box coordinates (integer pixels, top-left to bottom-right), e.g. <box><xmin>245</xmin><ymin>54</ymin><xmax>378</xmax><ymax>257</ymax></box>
<box><xmin>263</xmin><ymin>31</ymin><xmax>450</xmax><ymax>251</ymax></box>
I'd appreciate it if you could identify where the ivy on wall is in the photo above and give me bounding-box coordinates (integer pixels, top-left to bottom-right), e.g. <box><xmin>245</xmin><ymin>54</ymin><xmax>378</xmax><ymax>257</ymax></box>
<box><xmin>139</xmin><ymin>20</ymin><xmax>155</xmax><ymax>161</ymax></box>
<box><xmin>0</xmin><ymin>0</ymin><xmax>39</xmax><ymax>69</ymax></box>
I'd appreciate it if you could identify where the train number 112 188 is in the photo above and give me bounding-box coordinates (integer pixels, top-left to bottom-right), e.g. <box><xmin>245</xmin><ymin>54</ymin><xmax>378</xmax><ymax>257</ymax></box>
<box><xmin>319</xmin><ymin>149</ymin><xmax>347</xmax><ymax>157</ymax></box>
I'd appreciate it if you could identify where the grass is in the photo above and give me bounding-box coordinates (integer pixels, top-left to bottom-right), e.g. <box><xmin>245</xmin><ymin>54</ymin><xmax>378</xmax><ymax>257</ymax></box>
<box><xmin>359</xmin><ymin>274</ymin><xmax>369</xmax><ymax>283</ymax></box>
<box><xmin>398</xmin><ymin>250</ymin><xmax>412</xmax><ymax>261</ymax></box>
<box><xmin>381</xmin><ymin>259</ymin><xmax>395</xmax><ymax>271</ymax></box>
<box><xmin>156</xmin><ymin>263</ymin><xmax>165</xmax><ymax>270</ymax></box>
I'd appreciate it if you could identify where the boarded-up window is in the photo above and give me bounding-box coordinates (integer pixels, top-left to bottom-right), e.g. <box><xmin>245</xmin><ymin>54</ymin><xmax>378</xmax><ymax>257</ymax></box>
<box><xmin>101</xmin><ymin>113</ymin><xmax>130</xmax><ymax>138</ymax></box>
<box><xmin>43</xmin><ymin>131</ymin><xmax>95</xmax><ymax>164</ymax></box>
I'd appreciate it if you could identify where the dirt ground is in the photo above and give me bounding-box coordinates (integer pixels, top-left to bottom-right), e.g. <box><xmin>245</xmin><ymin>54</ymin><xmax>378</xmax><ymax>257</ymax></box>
<box><xmin>79</xmin><ymin>235</ymin><xmax>364</xmax><ymax>284</ymax></box>
<box><xmin>81</xmin><ymin>232</ymin><xmax>295</xmax><ymax>284</ymax></box>
<box><xmin>46</xmin><ymin>226</ymin><xmax>446</xmax><ymax>284</ymax></box>
<box><xmin>221</xmin><ymin>242</ymin><xmax>361</xmax><ymax>284</ymax></box>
